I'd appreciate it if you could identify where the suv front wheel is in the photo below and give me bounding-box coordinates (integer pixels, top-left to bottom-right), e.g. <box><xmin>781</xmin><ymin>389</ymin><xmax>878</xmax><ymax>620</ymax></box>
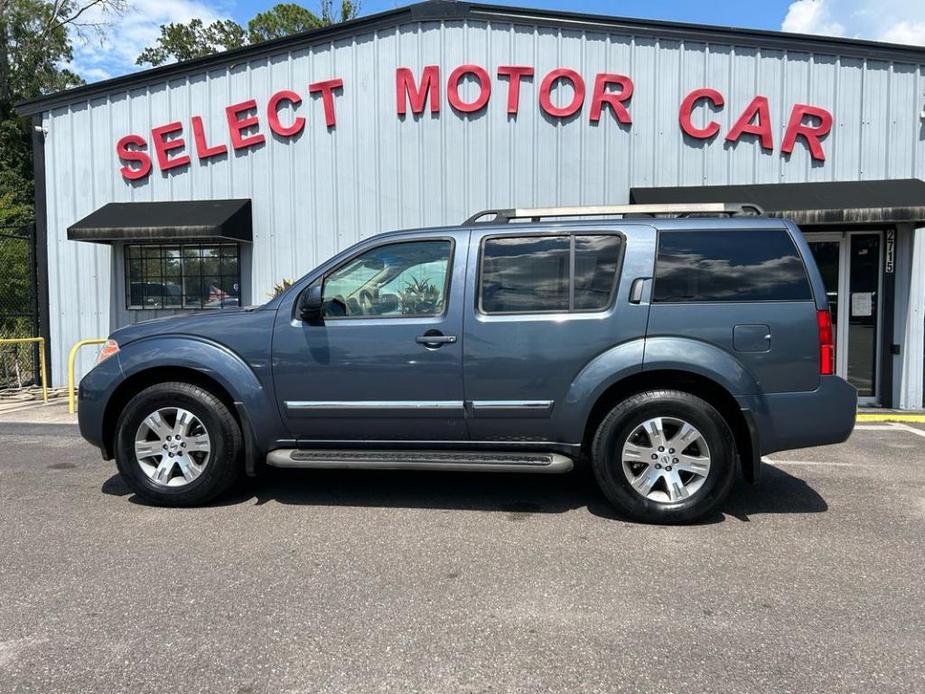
<box><xmin>591</xmin><ymin>390</ymin><xmax>736</xmax><ymax>523</ymax></box>
<box><xmin>114</xmin><ymin>382</ymin><xmax>243</xmax><ymax>506</ymax></box>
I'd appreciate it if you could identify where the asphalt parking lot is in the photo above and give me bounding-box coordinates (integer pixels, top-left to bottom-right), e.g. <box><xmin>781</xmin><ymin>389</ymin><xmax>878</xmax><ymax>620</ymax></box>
<box><xmin>1</xmin><ymin>413</ymin><xmax>923</xmax><ymax>693</ymax></box>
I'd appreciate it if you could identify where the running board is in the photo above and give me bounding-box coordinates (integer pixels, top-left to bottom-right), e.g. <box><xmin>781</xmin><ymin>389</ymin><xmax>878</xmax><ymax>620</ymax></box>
<box><xmin>266</xmin><ymin>449</ymin><xmax>573</xmax><ymax>473</ymax></box>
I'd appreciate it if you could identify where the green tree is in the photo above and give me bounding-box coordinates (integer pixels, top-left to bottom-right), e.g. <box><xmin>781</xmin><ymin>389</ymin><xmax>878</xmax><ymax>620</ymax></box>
<box><xmin>136</xmin><ymin>2</ymin><xmax>361</xmax><ymax>68</ymax></box>
<box><xmin>0</xmin><ymin>0</ymin><xmax>121</xmax><ymax>357</ymax></box>
<box><xmin>247</xmin><ymin>3</ymin><xmax>324</xmax><ymax>42</ymax></box>
<box><xmin>135</xmin><ymin>18</ymin><xmax>247</xmax><ymax>65</ymax></box>
<box><xmin>320</xmin><ymin>0</ymin><xmax>359</xmax><ymax>25</ymax></box>
<box><xmin>0</xmin><ymin>0</ymin><xmax>124</xmax><ymax>219</ymax></box>
<box><xmin>1</xmin><ymin>0</ymin><xmax>79</xmax><ymax>113</ymax></box>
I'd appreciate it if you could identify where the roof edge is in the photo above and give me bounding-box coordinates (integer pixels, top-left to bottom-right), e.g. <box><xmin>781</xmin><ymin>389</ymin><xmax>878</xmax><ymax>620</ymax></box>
<box><xmin>17</xmin><ymin>0</ymin><xmax>925</xmax><ymax>117</ymax></box>
<box><xmin>630</xmin><ymin>178</ymin><xmax>925</xmax><ymax>225</ymax></box>
<box><xmin>16</xmin><ymin>1</ymin><xmax>429</xmax><ymax>116</ymax></box>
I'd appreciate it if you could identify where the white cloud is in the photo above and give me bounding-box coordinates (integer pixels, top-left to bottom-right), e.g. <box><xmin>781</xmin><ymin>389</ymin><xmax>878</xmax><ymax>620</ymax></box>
<box><xmin>782</xmin><ymin>0</ymin><xmax>845</xmax><ymax>37</ymax></box>
<box><xmin>781</xmin><ymin>0</ymin><xmax>925</xmax><ymax>46</ymax></box>
<box><xmin>77</xmin><ymin>65</ymin><xmax>116</xmax><ymax>83</ymax></box>
<box><xmin>879</xmin><ymin>20</ymin><xmax>925</xmax><ymax>45</ymax></box>
<box><xmin>68</xmin><ymin>0</ymin><xmax>233</xmax><ymax>83</ymax></box>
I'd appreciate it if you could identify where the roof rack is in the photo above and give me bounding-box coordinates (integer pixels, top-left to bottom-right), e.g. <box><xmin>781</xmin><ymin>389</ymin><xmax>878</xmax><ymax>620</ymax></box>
<box><xmin>463</xmin><ymin>202</ymin><xmax>765</xmax><ymax>225</ymax></box>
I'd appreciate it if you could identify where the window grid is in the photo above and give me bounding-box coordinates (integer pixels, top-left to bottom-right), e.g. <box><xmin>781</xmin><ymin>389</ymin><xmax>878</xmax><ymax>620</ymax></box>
<box><xmin>124</xmin><ymin>243</ymin><xmax>241</xmax><ymax>310</ymax></box>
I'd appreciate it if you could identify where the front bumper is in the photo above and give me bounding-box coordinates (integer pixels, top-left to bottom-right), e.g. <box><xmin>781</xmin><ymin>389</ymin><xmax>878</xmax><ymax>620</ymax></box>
<box><xmin>77</xmin><ymin>353</ymin><xmax>124</xmax><ymax>458</ymax></box>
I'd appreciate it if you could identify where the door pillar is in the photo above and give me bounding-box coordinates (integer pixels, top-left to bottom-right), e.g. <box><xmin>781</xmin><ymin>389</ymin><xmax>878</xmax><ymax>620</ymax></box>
<box><xmin>896</xmin><ymin>225</ymin><xmax>925</xmax><ymax>409</ymax></box>
<box><xmin>880</xmin><ymin>229</ymin><xmax>896</xmax><ymax>407</ymax></box>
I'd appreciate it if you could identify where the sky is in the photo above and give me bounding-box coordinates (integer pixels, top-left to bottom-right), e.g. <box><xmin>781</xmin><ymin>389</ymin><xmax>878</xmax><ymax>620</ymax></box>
<box><xmin>69</xmin><ymin>0</ymin><xmax>925</xmax><ymax>84</ymax></box>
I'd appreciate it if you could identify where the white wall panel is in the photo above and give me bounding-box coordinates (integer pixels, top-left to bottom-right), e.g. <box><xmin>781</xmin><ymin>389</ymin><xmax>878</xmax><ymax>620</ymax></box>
<box><xmin>703</xmin><ymin>43</ymin><xmax>733</xmax><ymax>185</ymax></box>
<box><xmin>755</xmin><ymin>48</ymin><xmax>784</xmax><ymax>184</ymax></box>
<box><xmin>806</xmin><ymin>53</ymin><xmax>837</xmax><ymax>182</ymax></box>
<box><xmin>39</xmin><ymin>17</ymin><xmax>925</xmax><ymax>383</ymax></box>
<box><xmin>726</xmin><ymin>46</ymin><xmax>757</xmax><ymax>185</ymax></box>
<box><xmin>861</xmin><ymin>60</ymin><xmax>890</xmax><ymax>180</ymax></box>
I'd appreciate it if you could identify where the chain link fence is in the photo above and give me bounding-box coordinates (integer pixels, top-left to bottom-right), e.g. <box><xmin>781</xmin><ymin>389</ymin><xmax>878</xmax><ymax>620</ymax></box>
<box><xmin>0</xmin><ymin>223</ymin><xmax>40</xmax><ymax>389</ymax></box>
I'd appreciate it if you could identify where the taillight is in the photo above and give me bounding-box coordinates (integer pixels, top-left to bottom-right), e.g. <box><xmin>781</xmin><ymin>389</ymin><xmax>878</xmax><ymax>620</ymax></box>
<box><xmin>97</xmin><ymin>339</ymin><xmax>119</xmax><ymax>364</ymax></box>
<box><xmin>817</xmin><ymin>309</ymin><xmax>834</xmax><ymax>375</ymax></box>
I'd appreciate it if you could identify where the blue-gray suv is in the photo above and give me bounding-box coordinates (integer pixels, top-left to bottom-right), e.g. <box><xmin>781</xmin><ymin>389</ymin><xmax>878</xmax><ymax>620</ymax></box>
<box><xmin>78</xmin><ymin>204</ymin><xmax>857</xmax><ymax>523</ymax></box>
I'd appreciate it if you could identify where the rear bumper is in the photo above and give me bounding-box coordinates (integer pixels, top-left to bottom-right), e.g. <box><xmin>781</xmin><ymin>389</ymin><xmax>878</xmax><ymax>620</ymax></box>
<box><xmin>743</xmin><ymin>376</ymin><xmax>858</xmax><ymax>456</ymax></box>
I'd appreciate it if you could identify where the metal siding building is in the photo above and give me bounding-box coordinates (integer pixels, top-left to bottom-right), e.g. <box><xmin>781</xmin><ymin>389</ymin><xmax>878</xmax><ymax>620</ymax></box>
<box><xmin>16</xmin><ymin>1</ymin><xmax>925</xmax><ymax>407</ymax></box>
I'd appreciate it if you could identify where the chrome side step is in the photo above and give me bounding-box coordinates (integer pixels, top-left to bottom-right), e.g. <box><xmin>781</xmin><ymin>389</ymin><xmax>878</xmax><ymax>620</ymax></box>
<box><xmin>265</xmin><ymin>449</ymin><xmax>573</xmax><ymax>474</ymax></box>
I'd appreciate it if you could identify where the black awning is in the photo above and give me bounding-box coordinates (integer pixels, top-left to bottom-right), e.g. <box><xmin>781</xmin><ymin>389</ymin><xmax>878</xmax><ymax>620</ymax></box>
<box><xmin>630</xmin><ymin>179</ymin><xmax>925</xmax><ymax>226</ymax></box>
<box><xmin>68</xmin><ymin>199</ymin><xmax>252</xmax><ymax>244</ymax></box>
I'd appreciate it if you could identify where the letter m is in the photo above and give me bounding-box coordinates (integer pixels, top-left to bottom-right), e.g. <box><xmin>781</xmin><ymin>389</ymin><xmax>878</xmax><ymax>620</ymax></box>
<box><xmin>396</xmin><ymin>66</ymin><xmax>440</xmax><ymax>116</ymax></box>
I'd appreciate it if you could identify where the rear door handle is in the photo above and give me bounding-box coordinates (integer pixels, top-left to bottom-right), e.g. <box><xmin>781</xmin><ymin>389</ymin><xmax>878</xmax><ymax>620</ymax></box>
<box><xmin>629</xmin><ymin>277</ymin><xmax>650</xmax><ymax>304</ymax></box>
<box><xmin>415</xmin><ymin>333</ymin><xmax>457</xmax><ymax>346</ymax></box>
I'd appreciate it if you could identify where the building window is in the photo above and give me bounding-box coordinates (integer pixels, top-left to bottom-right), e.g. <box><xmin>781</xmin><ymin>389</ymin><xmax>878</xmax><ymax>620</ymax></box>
<box><xmin>125</xmin><ymin>243</ymin><xmax>240</xmax><ymax>310</ymax></box>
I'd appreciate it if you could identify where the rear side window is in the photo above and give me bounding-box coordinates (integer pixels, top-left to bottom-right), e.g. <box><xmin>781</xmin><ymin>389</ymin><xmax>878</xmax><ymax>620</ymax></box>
<box><xmin>479</xmin><ymin>234</ymin><xmax>623</xmax><ymax>314</ymax></box>
<box><xmin>653</xmin><ymin>230</ymin><xmax>812</xmax><ymax>302</ymax></box>
<box><xmin>481</xmin><ymin>236</ymin><xmax>570</xmax><ymax>313</ymax></box>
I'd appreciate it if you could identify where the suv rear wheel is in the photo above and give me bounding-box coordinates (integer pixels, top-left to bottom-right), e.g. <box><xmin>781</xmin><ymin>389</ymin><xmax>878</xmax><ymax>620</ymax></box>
<box><xmin>591</xmin><ymin>390</ymin><xmax>736</xmax><ymax>523</ymax></box>
<box><xmin>114</xmin><ymin>382</ymin><xmax>242</xmax><ymax>506</ymax></box>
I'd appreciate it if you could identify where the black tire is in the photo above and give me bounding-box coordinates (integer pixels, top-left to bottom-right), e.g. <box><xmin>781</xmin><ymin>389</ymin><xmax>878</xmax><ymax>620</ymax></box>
<box><xmin>591</xmin><ymin>390</ymin><xmax>736</xmax><ymax>524</ymax></box>
<box><xmin>114</xmin><ymin>381</ymin><xmax>242</xmax><ymax>506</ymax></box>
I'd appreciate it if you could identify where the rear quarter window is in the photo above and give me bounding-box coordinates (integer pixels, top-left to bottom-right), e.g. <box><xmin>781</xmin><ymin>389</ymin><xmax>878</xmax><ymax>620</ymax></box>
<box><xmin>653</xmin><ymin>229</ymin><xmax>813</xmax><ymax>302</ymax></box>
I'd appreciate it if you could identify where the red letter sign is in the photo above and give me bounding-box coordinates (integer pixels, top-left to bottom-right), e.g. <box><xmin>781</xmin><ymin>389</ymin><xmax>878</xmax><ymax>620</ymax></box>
<box><xmin>539</xmin><ymin>68</ymin><xmax>585</xmax><ymax>118</ymax></box>
<box><xmin>726</xmin><ymin>96</ymin><xmax>774</xmax><ymax>150</ymax></box>
<box><xmin>191</xmin><ymin>116</ymin><xmax>227</xmax><ymax>159</ymax></box>
<box><xmin>226</xmin><ymin>99</ymin><xmax>266</xmax><ymax>150</ymax></box>
<box><xmin>497</xmin><ymin>65</ymin><xmax>534</xmax><ymax>115</ymax></box>
<box><xmin>267</xmin><ymin>90</ymin><xmax>305</xmax><ymax>137</ymax></box>
<box><xmin>447</xmin><ymin>65</ymin><xmax>491</xmax><ymax>113</ymax></box>
<box><xmin>309</xmin><ymin>78</ymin><xmax>343</xmax><ymax>128</ymax></box>
<box><xmin>590</xmin><ymin>73</ymin><xmax>633</xmax><ymax>124</ymax></box>
<box><xmin>116</xmin><ymin>134</ymin><xmax>152</xmax><ymax>181</ymax></box>
<box><xmin>679</xmin><ymin>88</ymin><xmax>724</xmax><ymax>139</ymax></box>
<box><xmin>396</xmin><ymin>66</ymin><xmax>440</xmax><ymax>115</ymax></box>
<box><xmin>782</xmin><ymin>104</ymin><xmax>833</xmax><ymax>161</ymax></box>
<box><xmin>151</xmin><ymin>121</ymin><xmax>190</xmax><ymax>171</ymax></box>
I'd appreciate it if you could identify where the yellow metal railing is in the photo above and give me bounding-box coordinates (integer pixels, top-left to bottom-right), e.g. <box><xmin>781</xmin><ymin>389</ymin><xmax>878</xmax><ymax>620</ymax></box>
<box><xmin>68</xmin><ymin>338</ymin><xmax>106</xmax><ymax>413</ymax></box>
<box><xmin>0</xmin><ymin>337</ymin><xmax>48</xmax><ymax>403</ymax></box>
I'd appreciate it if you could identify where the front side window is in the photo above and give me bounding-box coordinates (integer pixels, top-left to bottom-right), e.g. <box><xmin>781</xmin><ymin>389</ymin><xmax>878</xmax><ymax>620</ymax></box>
<box><xmin>653</xmin><ymin>230</ymin><xmax>812</xmax><ymax>303</ymax></box>
<box><xmin>125</xmin><ymin>243</ymin><xmax>240</xmax><ymax>310</ymax></box>
<box><xmin>322</xmin><ymin>240</ymin><xmax>451</xmax><ymax>318</ymax></box>
<box><xmin>479</xmin><ymin>234</ymin><xmax>623</xmax><ymax>314</ymax></box>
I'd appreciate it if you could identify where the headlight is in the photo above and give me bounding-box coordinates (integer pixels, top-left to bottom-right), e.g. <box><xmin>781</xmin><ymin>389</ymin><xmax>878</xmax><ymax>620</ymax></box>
<box><xmin>97</xmin><ymin>339</ymin><xmax>120</xmax><ymax>364</ymax></box>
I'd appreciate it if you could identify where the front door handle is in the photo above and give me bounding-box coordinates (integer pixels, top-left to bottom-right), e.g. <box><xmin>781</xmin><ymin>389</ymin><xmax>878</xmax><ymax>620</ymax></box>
<box><xmin>415</xmin><ymin>332</ymin><xmax>457</xmax><ymax>347</ymax></box>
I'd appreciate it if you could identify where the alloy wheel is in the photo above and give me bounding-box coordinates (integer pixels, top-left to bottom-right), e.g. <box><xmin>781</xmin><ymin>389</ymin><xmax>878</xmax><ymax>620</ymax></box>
<box><xmin>620</xmin><ymin>416</ymin><xmax>711</xmax><ymax>503</ymax></box>
<box><xmin>133</xmin><ymin>407</ymin><xmax>212</xmax><ymax>487</ymax></box>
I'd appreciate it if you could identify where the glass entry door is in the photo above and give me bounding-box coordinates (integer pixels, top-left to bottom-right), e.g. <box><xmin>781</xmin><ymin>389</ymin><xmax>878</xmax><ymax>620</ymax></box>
<box><xmin>807</xmin><ymin>232</ymin><xmax>883</xmax><ymax>403</ymax></box>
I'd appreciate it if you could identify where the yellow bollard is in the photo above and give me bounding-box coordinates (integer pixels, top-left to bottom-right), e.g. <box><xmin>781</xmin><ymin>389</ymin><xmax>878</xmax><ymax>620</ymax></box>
<box><xmin>68</xmin><ymin>338</ymin><xmax>106</xmax><ymax>413</ymax></box>
<box><xmin>0</xmin><ymin>337</ymin><xmax>48</xmax><ymax>402</ymax></box>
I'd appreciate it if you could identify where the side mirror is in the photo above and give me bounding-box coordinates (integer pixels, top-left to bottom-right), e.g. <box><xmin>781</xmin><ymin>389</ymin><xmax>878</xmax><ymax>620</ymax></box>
<box><xmin>298</xmin><ymin>284</ymin><xmax>324</xmax><ymax>325</ymax></box>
